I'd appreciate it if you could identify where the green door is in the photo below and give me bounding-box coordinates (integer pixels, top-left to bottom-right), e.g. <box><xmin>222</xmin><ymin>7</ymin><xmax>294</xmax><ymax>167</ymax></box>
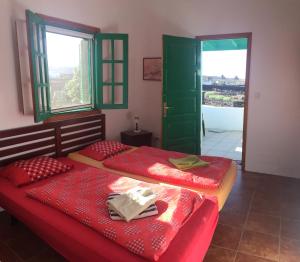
<box><xmin>162</xmin><ymin>35</ymin><xmax>201</xmax><ymax>154</ymax></box>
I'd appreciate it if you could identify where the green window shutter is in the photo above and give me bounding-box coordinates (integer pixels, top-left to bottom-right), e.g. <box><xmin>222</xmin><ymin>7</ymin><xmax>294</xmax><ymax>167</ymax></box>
<box><xmin>94</xmin><ymin>33</ymin><xmax>128</xmax><ymax>109</ymax></box>
<box><xmin>26</xmin><ymin>10</ymin><xmax>51</xmax><ymax>122</ymax></box>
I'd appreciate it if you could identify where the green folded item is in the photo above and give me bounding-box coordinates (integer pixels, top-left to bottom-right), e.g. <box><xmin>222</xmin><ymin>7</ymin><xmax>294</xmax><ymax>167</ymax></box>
<box><xmin>169</xmin><ymin>155</ymin><xmax>209</xmax><ymax>170</ymax></box>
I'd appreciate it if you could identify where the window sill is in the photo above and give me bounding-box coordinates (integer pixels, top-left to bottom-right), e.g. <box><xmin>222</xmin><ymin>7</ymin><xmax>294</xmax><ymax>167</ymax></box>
<box><xmin>44</xmin><ymin>109</ymin><xmax>102</xmax><ymax>123</ymax></box>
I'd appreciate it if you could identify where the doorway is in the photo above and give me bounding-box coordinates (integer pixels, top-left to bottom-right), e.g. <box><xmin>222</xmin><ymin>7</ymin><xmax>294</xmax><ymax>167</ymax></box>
<box><xmin>162</xmin><ymin>33</ymin><xmax>251</xmax><ymax>170</ymax></box>
<box><xmin>197</xmin><ymin>33</ymin><xmax>252</xmax><ymax>169</ymax></box>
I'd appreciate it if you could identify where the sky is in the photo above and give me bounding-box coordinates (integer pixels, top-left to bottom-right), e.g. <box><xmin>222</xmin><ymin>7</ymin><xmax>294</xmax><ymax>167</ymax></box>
<box><xmin>202</xmin><ymin>50</ymin><xmax>247</xmax><ymax>79</ymax></box>
<box><xmin>46</xmin><ymin>32</ymin><xmax>82</xmax><ymax>68</ymax></box>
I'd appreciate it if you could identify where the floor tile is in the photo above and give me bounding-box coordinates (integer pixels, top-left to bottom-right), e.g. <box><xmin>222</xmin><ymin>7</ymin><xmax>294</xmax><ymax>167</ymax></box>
<box><xmin>206</xmin><ymin>150</ymin><xmax>228</xmax><ymax>157</ymax></box>
<box><xmin>234</xmin><ymin>175</ymin><xmax>261</xmax><ymax>192</ymax></box>
<box><xmin>219</xmin><ymin>210</ymin><xmax>247</xmax><ymax>229</ymax></box>
<box><xmin>203</xmin><ymin>246</ymin><xmax>235</xmax><ymax>262</ymax></box>
<box><xmin>235</xmin><ymin>252</ymin><xmax>276</xmax><ymax>262</ymax></box>
<box><xmin>238</xmin><ymin>230</ymin><xmax>279</xmax><ymax>261</ymax></box>
<box><xmin>216</xmin><ymin>142</ymin><xmax>235</xmax><ymax>151</ymax></box>
<box><xmin>6</xmin><ymin>227</ymin><xmax>48</xmax><ymax>260</ymax></box>
<box><xmin>222</xmin><ymin>192</ymin><xmax>252</xmax><ymax>214</ymax></box>
<box><xmin>229</xmin><ymin>152</ymin><xmax>242</xmax><ymax>160</ymax></box>
<box><xmin>255</xmin><ymin>181</ymin><xmax>282</xmax><ymax>196</ymax></box>
<box><xmin>251</xmin><ymin>193</ymin><xmax>281</xmax><ymax>217</ymax></box>
<box><xmin>202</xmin><ymin>130</ymin><xmax>243</xmax><ymax>160</ymax></box>
<box><xmin>0</xmin><ymin>214</ymin><xmax>21</xmax><ymax>243</ymax></box>
<box><xmin>280</xmin><ymin>237</ymin><xmax>300</xmax><ymax>262</ymax></box>
<box><xmin>281</xmin><ymin>203</ymin><xmax>300</xmax><ymax>220</ymax></box>
<box><xmin>27</xmin><ymin>247</ymin><xmax>66</xmax><ymax>262</ymax></box>
<box><xmin>0</xmin><ymin>241</ymin><xmax>22</xmax><ymax>262</ymax></box>
<box><xmin>245</xmin><ymin>212</ymin><xmax>280</xmax><ymax>236</ymax></box>
<box><xmin>212</xmin><ymin>224</ymin><xmax>242</xmax><ymax>250</ymax></box>
<box><xmin>255</xmin><ymin>191</ymin><xmax>281</xmax><ymax>202</ymax></box>
<box><xmin>281</xmin><ymin>192</ymin><xmax>300</xmax><ymax>206</ymax></box>
<box><xmin>281</xmin><ymin>219</ymin><xmax>300</xmax><ymax>241</ymax></box>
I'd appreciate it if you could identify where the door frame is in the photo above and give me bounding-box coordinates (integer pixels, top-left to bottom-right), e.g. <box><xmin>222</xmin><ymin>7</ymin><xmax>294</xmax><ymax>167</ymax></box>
<box><xmin>196</xmin><ymin>32</ymin><xmax>252</xmax><ymax>171</ymax></box>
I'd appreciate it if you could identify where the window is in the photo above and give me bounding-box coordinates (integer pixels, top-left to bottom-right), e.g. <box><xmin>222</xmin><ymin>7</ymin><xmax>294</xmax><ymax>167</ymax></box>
<box><xmin>26</xmin><ymin>10</ymin><xmax>128</xmax><ymax>122</ymax></box>
<box><xmin>46</xmin><ymin>29</ymin><xmax>93</xmax><ymax>111</ymax></box>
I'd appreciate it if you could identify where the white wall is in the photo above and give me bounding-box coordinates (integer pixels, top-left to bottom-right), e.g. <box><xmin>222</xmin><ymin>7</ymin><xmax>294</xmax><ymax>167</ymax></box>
<box><xmin>203</xmin><ymin>105</ymin><xmax>244</xmax><ymax>131</ymax></box>
<box><xmin>1</xmin><ymin>0</ymin><xmax>300</xmax><ymax>178</ymax></box>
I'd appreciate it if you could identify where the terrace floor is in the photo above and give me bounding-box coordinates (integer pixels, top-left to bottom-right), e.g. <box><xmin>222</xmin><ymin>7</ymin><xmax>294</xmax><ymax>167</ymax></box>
<box><xmin>202</xmin><ymin>129</ymin><xmax>243</xmax><ymax>161</ymax></box>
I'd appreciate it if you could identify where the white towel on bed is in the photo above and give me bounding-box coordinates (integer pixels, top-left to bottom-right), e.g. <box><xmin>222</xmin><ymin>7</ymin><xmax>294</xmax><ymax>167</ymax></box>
<box><xmin>107</xmin><ymin>187</ymin><xmax>157</xmax><ymax>222</ymax></box>
<box><xmin>107</xmin><ymin>193</ymin><xmax>158</xmax><ymax>221</ymax></box>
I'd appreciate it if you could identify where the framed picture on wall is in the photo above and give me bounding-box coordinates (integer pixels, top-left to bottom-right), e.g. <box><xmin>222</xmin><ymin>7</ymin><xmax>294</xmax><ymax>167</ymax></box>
<box><xmin>143</xmin><ymin>57</ymin><xmax>162</xmax><ymax>81</ymax></box>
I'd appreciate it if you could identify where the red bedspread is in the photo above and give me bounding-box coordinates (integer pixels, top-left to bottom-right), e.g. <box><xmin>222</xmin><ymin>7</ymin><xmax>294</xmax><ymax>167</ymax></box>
<box><xmin>26</xmin><ymin>167</ymin><xmax>205</xmax><ymax>261</ymax></box>
<box><xmin>103</xmin><ymin>146</ymin><xmax>232</xmax><ymax>189</ymax></box>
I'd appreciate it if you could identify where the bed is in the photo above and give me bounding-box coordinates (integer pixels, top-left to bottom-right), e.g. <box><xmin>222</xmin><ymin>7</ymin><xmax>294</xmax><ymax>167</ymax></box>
<box><xmin>0</xmin><ymin>114</ymin><xmax>219</xmax><ymax>262</ymax></box>
<box><xmin>69</xmin><ymin>147</ymin><xmax>237</xmax><ymax>211</ymax></box>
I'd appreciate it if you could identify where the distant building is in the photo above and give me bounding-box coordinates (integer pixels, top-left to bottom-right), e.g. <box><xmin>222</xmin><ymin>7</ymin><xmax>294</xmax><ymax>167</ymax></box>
<box><xmin>202</xmin><ymin>75</ymin><xmax>245</xmax><ymax>86</ymax></box>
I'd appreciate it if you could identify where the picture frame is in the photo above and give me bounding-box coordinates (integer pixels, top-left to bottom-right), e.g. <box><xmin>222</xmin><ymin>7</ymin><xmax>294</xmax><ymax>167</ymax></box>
<box><xmin>143</xmin><ymin>57</ymin><xmax>162</xmax><ymax>81</ymax></box>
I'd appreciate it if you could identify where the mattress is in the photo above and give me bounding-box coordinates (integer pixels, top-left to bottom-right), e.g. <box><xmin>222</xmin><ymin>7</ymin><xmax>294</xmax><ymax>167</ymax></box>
<box><xmin>0</xmin><ymin>158</ymin><xmax>219</xmax><ymax>262</ymax></box>
<box><xmin>68</xmin><ymin>150</ymin><xmax>237</xmax><ymax>211</ymax></box>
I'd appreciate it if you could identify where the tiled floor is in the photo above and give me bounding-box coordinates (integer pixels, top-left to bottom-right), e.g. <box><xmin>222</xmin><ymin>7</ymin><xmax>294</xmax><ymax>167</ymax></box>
<box><xmin>204</xmin><ymin>166</ymin><xmax>300</xmax><ymax>262</ymax></box>
<box><xmin>0</xmin><ymin>213</ymin><xmax>66</xmax><ymax>262</ymax></box>
<box><xmin>0</xmin><ymin>167</ymin><xmax>300</xmax><ymax>262</ymax></box>
<box><xmin>202</xmin><ymin>129</ymin><xmax>243</xmax><ymax>160</ymax></box>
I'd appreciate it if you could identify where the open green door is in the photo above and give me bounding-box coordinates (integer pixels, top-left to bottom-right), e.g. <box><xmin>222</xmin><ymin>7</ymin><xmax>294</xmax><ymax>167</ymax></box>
<box><xmin>162</xmin><ymin>35</ymin><xmax>201</xmax><ymax>154</ymax></box>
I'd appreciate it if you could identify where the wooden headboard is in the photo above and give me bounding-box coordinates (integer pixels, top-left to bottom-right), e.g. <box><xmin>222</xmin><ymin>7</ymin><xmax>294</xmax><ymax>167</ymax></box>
<box><xmin>0</xmin><ymin>114</ymin><xmax>105</xmax><ymax>167</ymax></box>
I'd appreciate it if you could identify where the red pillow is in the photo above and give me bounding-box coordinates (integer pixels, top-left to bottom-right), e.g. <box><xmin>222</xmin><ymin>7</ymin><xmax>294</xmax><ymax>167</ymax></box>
<box><xmin>1</xmin><ymin>156</ymin><xmax>73</xmax><ymax>187</ymax></box>
<box><xmin>79</xmin><ymin>140</ymin><xmax>130</xmax><ymax>161</ymax></box>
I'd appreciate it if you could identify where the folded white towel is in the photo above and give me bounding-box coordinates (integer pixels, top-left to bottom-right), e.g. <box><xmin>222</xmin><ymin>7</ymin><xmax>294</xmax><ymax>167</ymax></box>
<box><xmin>107</xmin><ymin>187</ymin><xmax>157</xmax><ymax>222</ymax></box>
<box><xmin>107</xmin><ymin>193</ymin><xmax>158</xmax><ymax>221</ymax></box>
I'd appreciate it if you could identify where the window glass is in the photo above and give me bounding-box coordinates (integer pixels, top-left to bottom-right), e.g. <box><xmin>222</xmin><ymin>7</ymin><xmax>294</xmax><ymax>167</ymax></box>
<box><xmin>46</xmin><ymin>32</ymin><xmax>92</xmax><ymax>110</ymax></box>
<box><xmin>102</xmin><ymin>40</ymin><xmax>112</xmax><ymax>60</ymax></box>
<box><xmin>103</xmin><ymin>85</ymin><xmax>112</xmax><ymax>104</ymax></box>
<box><xmin>114</xmin><ymin>63</ymin><xmax>123</xmax><ymax>83</ymax></box>
<box><xmin>102</xmin><ymin>63</ymin><xmax>112</xmax><ymax>83</ymax></box>
<box><xmin>114</xmin><ymin>86</ymin><xmax>123</xmax><ymax>104</ymax></box>
<box><xmin>114</xmin><ymin>40</ymin><xmax>123</xmax><ymax>60</ymax></box>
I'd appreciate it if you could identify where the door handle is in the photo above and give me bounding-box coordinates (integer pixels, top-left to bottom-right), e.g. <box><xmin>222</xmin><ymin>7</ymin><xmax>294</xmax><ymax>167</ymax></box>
<box><xmin>163</xmin><ymin>102</ymin><xmax>173</xmax><ymax>117</ymax></box>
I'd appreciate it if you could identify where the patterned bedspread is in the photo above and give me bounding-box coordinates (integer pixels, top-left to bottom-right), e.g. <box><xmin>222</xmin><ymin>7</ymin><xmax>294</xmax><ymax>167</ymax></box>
<box><xmin>104</xmin><ymin>146</ymin><xmax>232</xmax><ymax>189</ymax></box>
<box><xmin>27</xmin><ymin>167</ymin><xmax>204</xmax><ymax>261</ymax></box>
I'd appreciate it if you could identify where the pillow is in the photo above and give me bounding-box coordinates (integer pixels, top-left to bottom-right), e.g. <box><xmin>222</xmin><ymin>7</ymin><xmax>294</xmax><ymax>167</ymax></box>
<box><xmin>1</xmin><ymin>156</ymin><xmax>73</xmax><ymax>187</ymax></box>
<box><xmin>79</xmin><ymin>140</ymin><xmax>130</xmax><ymax>161</ymax></box>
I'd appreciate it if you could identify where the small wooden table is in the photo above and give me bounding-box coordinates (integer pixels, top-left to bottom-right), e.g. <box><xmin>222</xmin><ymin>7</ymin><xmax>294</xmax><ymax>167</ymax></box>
<box><xmin>120</xmin><ymin>130</ymin><xmax>152</xmax><ymax>147</ymax></box>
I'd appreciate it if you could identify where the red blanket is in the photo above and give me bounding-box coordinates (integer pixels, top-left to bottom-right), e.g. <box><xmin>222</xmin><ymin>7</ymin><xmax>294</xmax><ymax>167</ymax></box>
<box><xmin>104</xmin><ymin>146</ymin><xmax>232</xmax><ymax>189</ymax></box>
<box><xmin>26</xmin><ymin>167</ymin><xmax>204</xmax><ymax>261</ymax></box>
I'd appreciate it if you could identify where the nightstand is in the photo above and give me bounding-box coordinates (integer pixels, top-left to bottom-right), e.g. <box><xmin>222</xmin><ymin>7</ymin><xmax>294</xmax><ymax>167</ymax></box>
<box><xmin>121</xmin><ymin>130</ymin><xmax>152</xmax><ymax>147</ymax></box>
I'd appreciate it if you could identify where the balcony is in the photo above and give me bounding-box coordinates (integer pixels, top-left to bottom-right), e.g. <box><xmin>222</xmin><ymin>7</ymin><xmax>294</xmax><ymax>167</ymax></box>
<box><xmin>201</xmin><ymin>105</ymin><xmax>243</xmax><ymax>161</ymax></box>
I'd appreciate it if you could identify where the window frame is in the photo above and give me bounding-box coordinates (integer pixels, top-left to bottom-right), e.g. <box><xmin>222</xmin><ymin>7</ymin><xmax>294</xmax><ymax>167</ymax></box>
<box><xmin>26</xmin><ymin>10</ymin><xmax>128</xmax><ymax>123</ymax></box>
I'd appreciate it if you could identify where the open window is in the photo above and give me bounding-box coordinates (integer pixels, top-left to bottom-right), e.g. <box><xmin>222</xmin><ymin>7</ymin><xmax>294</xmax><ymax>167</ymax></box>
<box><xmin>26</xmin><ymin>10</ymin><xmax>128</xmax><ymax>122</ymax></box>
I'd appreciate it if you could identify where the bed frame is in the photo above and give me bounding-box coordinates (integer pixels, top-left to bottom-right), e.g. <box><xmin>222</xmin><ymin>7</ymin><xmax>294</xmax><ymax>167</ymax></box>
<box><xmin>0</xmin><ymin>114</ymin><xmax>105</xmax><ymax>167</ymax></box>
